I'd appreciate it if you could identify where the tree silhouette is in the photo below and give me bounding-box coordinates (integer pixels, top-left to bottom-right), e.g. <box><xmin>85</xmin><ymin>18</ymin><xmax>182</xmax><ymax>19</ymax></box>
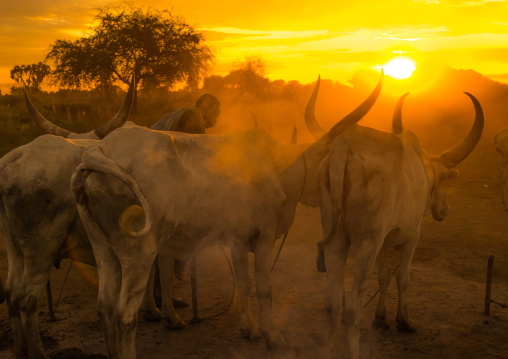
<box><xmin>203</xmin><ymin>56</ymin><xmax>270</xmax><ymax>99</ymax></box>
<box><xmin>46</xmin><ymin>3</ymin><xmax>214</xmax><ymax>94</ymax></box>
<box><xmin>10</xmin><ymin>62</ymin><xmax>51</xmax><ymax>90</ymax></box>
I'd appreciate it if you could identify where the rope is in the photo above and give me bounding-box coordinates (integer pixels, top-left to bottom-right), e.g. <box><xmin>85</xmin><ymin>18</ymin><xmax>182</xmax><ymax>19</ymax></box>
<box><xmin>198</xmin><ymin>246</ymin><xmax>236</xmax><ymax>320</ymax></box>
<box><xmin>491</xmin><ymin>299</ymin><xmax>508</xmax><ymax>308</ymax></box>
<box><xmin>193</xmin><ymin>227</ymin><xmax>289</xmax><ymax>321</ymax></box>
<box><xmin>54</xmin><ymin>260</ymin><xmax>73</xmax><ymax>313</ymax></box>
<box><xmin>363</xmin><ymin>265</ymin><xmax>398</xmax><ymax>308</ymax></box>
<box><xmin>271</xmin><ymin>231</ymin><xmax>289</xmax><ymax>272</ymax></box>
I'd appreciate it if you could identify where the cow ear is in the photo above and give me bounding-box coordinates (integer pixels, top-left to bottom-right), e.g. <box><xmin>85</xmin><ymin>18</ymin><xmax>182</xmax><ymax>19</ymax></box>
<box><xmin>448</xmin><ymin>170</ymin><xmax>459</xmax><ymax>180</ymax></box>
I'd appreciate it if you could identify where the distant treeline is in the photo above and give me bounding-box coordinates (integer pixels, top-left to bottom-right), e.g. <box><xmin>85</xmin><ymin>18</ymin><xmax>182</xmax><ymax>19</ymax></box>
<box><xmin>2</xmin><ymin>66</ymin><xmax>508</xmax><ymax>158</ymax></box>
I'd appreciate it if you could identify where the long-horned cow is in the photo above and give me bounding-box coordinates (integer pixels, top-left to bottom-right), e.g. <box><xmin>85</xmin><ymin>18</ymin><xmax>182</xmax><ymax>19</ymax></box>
<box><xmin>313</xmin><ymin>92</ymin><xmax>483</xmax><ymax>359</ymax></box>
<box><xmin>69</xmin><ymin>73</ymin><xmax>384</xmax><ymax>359</ymax></box>
<box><xmin>494</xmin><ymin>128</ymin><xmax>508</xmax><ymax>210</ymax></box>
<box><xmin>0</xmin><ymin>82</ymin><xmax>135</xmax><ymax>359</ymax></box>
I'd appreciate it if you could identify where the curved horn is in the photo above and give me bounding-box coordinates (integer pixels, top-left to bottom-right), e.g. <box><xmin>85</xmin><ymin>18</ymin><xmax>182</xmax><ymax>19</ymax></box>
<box><xmin>438</xmin><ymin>92</ymin><xmax>484</xmax><ymax>168</ymax></box>
<box><xmin>93</xmin><ymin>76</ymin><xmax>135</xmax><ymax>139</ymax></box>
<box><xmin>327</xmin><ymin>69</ymin><xmax>384</xmax><ymax>139</ymax></box>
<box><xmin>250</xmin><ymin>110</ymin><xmax>259</xmax><ymax>128</ymax></box>
<box><xmin>291</xmin><ymin>125</ymin><xmax>298</xmax><ymax>144</ymax></box>
<box><xmin>25</xmin><ymin>91</ymin><xmax>73</xmax><ymax>137</ymax></box>
<box><xmin>392</xmin><ymin>92</ymin><xmax>409</xmax><ymax>135</ymax></box>
<box><xmin>304</xmin><ymin>75</ymin><xmax>326</xmax><ymax>140</ymax></box>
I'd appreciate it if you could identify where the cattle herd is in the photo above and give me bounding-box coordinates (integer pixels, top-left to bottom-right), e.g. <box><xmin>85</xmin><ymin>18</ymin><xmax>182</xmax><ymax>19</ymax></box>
<box><xmin>2</xmin><ymin>69</ymin><xmax>506</xmax><ymax>359</ymax></box>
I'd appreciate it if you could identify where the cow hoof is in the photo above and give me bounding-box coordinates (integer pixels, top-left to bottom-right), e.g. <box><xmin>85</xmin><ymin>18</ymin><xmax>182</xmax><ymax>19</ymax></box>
<box><xmin>142</xmin><ymin>309</ymin><xmax>162</xmax><ymax>322</ymax></box>
<box><xmin>372</xmin><ymin>316</ymin><xmax>390</xmax><ymax>330</ymax></box>
<box><xmin>163</xmin><ymin>316</ymin><xmax>186</xmax><ymax>330</ymax></box>
<box><xmin>171</xmin><ymin>297</ymin><xmax>189</xmax><ymax>308</ymax></box>
<box><xmin>396</xmin><ymin>319</ymin><xmax>416</xmax><ymax>333</ymax></box>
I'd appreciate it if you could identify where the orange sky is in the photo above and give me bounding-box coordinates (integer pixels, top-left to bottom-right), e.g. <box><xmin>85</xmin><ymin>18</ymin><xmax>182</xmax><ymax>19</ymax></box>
<box><xmin>1</xmin><ymin>0</ymin><xmax>508</xmax><ymax>92</ymax></box>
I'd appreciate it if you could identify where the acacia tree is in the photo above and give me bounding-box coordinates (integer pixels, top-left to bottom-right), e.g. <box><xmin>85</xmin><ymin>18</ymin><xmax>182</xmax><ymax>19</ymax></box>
<box><xmin>10</xmin><ymin>62</ymin><xmax>51</xmax><ymax>90</ymax></box>
<box><xmin>46</xmin><ymin>3</ymin><xmax>214</xmax><ymax>96</ymax></box>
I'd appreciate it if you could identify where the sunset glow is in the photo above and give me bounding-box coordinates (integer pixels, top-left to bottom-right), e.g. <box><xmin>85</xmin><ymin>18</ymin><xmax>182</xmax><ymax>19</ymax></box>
<box><xmin>1</xmin><ymin>0</ymin><xmax>508</xmax><ymax>90</ymax></box>
<box><xmin>383</xmin><ymin>57</ymin><xmax>417</xmax><ymax>80</ymax></box>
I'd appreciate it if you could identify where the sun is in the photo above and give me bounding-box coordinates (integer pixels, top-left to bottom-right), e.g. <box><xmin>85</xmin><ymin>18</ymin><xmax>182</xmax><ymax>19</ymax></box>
<box><xmin>383</xmin><ymin>56</ymin><xmax>417</xmax><ymax>80</ymax></box>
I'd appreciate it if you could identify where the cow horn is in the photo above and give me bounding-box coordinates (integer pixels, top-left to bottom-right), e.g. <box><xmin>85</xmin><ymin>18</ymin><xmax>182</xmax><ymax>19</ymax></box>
<box><xmin>392</xmin><ymin>93</ymin><xmax>409</xmax><ymax>135</ymax></box>
<box><xmin>304</xmin><ymin>75</ymin><xmax>326</xmax><ymax>140</ymax></box>
<box><xmin>438</xmin><ymin>92</ymin><xmax>484</xmax><ymax>169</ymax></box>
<box><xmin>25</xmin><ymin>91</ymin><xmax>73</xmax><ymax>138</ymax></box>
<box><xmin>93</xmin><ymin>76</ymin><xmax>136</xmax><ymax>139</ymax></box>
<box><xmin>291</xmin><ymin>125</ymin><xmax>298</xmax><ymax>144</ymax></box>
<box><xmin>327</xmin><ymin>69</ymin><xmax>383</xmax><ymax>139</ymax></box>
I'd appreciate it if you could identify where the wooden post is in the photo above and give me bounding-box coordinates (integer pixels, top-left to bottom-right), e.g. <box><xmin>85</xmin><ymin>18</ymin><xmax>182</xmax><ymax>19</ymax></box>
<box><xmin>483</xmin><ymin>255</ymin><xmax>494</xmax><ymax>316</ymax></box>
<box><xmin>190</xmin><ymin>257</ymin><xmax>202</xmax><ymax>323</ymax></box>
<box><xmin>46</xmin><ymin>280</ymin><xmax>55</xmax><ymax>321</ymax></box>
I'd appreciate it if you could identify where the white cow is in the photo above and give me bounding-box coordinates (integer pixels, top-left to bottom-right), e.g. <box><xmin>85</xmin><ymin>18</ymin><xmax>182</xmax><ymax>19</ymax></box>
<box><xmin>315</xmin><ymin>92</ymin><xmax>484</xmax><ymax>359</ymax></box>
<box><xmin>69</xmin><ymin>73</ymin><xmax>384</xmax><ymax>359</ymax></box>
<box><xmin>0</xmin><ymin>81</ymin><xmax>138</xmax><ymax>359</ymax></box>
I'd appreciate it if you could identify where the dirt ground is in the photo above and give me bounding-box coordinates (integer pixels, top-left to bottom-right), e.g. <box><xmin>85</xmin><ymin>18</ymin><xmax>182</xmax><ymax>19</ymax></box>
<box><xmin>1</xmin><ymin>142</ymin><xmax>508</xmax><ymax>359</ymax></box>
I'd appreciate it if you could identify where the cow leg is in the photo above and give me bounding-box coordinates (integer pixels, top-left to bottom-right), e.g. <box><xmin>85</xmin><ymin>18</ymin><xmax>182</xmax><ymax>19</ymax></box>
<box><xmin>140</xmin><ymin>262</ymin><xmax>162</xmax><ymax>322</ymax></box>
<box><xmin>3</xmin><ymin>240</ymin><xmax>27</xmax><ymax>358</ymax></box>
<box><xmin>346</xmin><ymin>239</ymin><xmax>381</xmax><ymax>359</ymax></box>
<box><xmin>115</xmin><ymin>251</ymin><xmax>156</xmax><ymax>359</ymax></box>
<box><xmin>95</xmin><ymin>252</ymin><xmax>122</xmax><ymax>359</ymax></box>
<box><xmin>16</xmin><ymin>256</ymin><xmax>55</xmax><ymax>359</ymax></box>
<box><xmin>0</xmin><ymin>201</ymin><xmax>28</xmax><ymax>358</ymax></box>
<box><xmin>395</xmin><ymin>236</ymin><xmax>418</xmax><ymax>332</ymax></box>
<box><xmin>158</xmin><ymin>253</ymin><xmax>185</xmax><ymax>329</ymax></box>
<box><xmin>254</xmin><ymin>235</ymin><xmax>286</xmax><ymax>348</ymax></box>
<box><xmin>501</xmin><ymin>159</ymin><xmax>508</xmax><ymax>210</ymax></box>
<box><xmin>76</xmin><ymin>203</ymin><xmax>121</xmax><ymax>359</ymax></box>
<box><xmin>373</xmin><ymin>245</ymin><xmax>391</xmax><ymax>330</ymax></box>
<box><xmin>231</xmin><ymin>243</ymin><xmax>258</xmax><ymax>339</ymax></box>
<box><xmin>323</xmin><ymin>229</ymin><xmax>350</xmax><ymax>359</ymax></box>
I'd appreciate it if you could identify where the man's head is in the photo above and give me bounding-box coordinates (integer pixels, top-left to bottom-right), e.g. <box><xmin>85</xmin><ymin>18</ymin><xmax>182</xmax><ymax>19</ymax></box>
<box><xmin>196</xmin><ymin>94</ymin><xmax>221</xmax><ymax>128</ymax></box>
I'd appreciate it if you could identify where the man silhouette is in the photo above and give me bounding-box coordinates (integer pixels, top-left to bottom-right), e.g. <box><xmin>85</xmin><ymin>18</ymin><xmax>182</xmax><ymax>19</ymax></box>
<box><xmin>151</xmin><ymin>93</ymin><xmax>220</xmax><ymax>133</ymax></box>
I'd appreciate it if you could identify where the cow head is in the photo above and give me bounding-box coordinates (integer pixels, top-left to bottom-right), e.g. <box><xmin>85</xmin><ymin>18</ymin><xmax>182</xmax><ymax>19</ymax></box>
<box><xmin>393</xmin><ymin>92</ymin><xmax>484</xmax><ymax>221</ymax></box>
<box><xmin>423</xmin><ymin>159</ymin><xmax>458</xmax><ymax>221</ymax></box>
<box><xmin>297</xmin><ymin>71</ymin><xmax>384</xmax><ymax>207</ymax></box>
<box><xmin>494</xmin><ymin>129</ymin><xmax>508</xmax><ymax>210</ymax></box>
<box><xmin>24</xmin><ymin>76</ymin><xmax>135</xmax><ymax>140</ymax></box>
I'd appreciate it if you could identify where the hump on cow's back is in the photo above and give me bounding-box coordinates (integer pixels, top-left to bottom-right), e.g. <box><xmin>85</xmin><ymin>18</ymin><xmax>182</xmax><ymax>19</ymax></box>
<box><xmin>338</xmin><ymin>125</ymin><xmax>404</xmax><ymax>175</ymax></box>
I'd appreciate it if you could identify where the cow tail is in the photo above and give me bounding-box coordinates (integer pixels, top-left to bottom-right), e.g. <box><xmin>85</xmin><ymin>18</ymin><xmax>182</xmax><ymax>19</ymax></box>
<box><xmin>71</xmin><ymin>146</ymin><xmax>152</xmax><ymax>237</ymax></box>
<box><xmin>316</xmin><ymin>141</ymin><xmax>348</xmax><ymax>272</ymax></box>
